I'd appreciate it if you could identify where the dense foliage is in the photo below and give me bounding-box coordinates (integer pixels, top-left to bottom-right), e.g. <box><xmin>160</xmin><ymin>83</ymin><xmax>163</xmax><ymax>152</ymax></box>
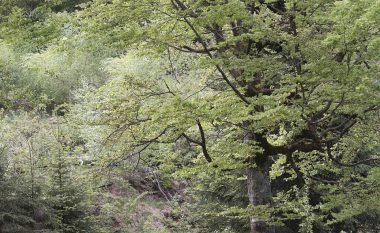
<box><xmin>0</xmin><ymin>1</ymin><xmax>379</xmax><ymax>233</ymax></box>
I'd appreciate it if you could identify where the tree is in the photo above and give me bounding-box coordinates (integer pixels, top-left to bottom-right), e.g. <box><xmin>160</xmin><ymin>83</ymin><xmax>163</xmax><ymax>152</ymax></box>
<box><xmin>47</xmin><ymin>119</ymin><xmax>95</xmax><ymax>233</ymax></box>
<box><xmin>77</xmin><ymin>0</ymin><xmax>380</xmax><ymax>232</ymax></box>
<box><xmin>0</xmin><ymin>111</ymin><xmax>98</xmax><ymax>232</ymax></box>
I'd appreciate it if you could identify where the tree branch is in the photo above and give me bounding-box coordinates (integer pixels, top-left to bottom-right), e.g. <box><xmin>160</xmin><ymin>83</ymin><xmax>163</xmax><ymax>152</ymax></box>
<box><xmin>167</xmin><ymin>44</ymin><xmax>217</xmax><ymax>54</ymax></box>
<box><xmin>182</xmin><ymin>121</ymin><xmax>212</xmax><ymax>163</ymax></box>
<box><xmin>170</xmin><ymin>1</ymin><xmax>250</xmax><ymax>104</ymax></box>
<box><xmin>326</xmin><ymin>144</ymin><xmax>380</xmax><ymax>167</ymax></box>
<box><xmin>196</xmin><ymin>120</ymin><xmax>212</xmax><ymax>163</ymax></box>
<box><xmin>106</xmin><ymin>128</ymin><xmax>169</xmax><ymax>168</ymax></box>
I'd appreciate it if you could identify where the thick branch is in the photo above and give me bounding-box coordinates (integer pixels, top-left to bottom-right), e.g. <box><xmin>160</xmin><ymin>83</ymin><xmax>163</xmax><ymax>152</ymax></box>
<box><xmin>257</xmin><ymin>134</ymin><xmax>320</xmax><ymax>156</ymax></box>
<box><xmin>196</xmin><ymin>120</ymin><xmax>212</xmax><ymax>163</ymax></box>
<box><xmin>182</xmin><ymin>121</ymin><xmax>212</xmax><ymax>163</ymax></box>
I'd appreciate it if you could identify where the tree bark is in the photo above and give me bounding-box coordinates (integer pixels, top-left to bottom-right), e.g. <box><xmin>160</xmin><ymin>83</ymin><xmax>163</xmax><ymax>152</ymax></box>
<box><xmin>244</xmin><ymin>128</ymin><xmax>274</xmax><ymax>233</ymax></box>
<box><xmin>247</xmin><ymin>157</ymin><xmax>274</xmax><ymax>233</ymax></box>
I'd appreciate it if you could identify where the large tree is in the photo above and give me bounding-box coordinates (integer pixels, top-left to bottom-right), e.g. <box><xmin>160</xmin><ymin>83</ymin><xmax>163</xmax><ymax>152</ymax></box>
<box><xmin>76</xmin><ymin>0</ymin><xmax>380</xmax><ymax>232</ymax></box>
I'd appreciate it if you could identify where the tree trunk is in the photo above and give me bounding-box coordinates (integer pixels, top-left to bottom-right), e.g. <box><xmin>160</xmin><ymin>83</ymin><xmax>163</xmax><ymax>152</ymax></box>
<box><xmin>247</xmin><ymin>157</ymin><xmax>274</xmax><ymax>233</ymax></box>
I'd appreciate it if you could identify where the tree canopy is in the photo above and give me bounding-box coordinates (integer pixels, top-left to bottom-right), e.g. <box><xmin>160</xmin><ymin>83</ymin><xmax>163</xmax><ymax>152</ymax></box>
<box><xmin>0</xmin><ymin>0</ymin><xmax>379</xmax><ymax>233</ymax></box>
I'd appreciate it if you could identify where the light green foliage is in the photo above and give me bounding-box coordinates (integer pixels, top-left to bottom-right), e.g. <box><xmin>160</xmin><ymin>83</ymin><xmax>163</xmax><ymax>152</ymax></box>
<box><xmin>0</xmin><ymin>31</ymin><xmax>108</xmax><ymax>110</ymax></box>
<box><xmin>23</xmin><ymin>44</ymin><xmax>107</xmax><ymax>105</ymax></box>
<box><xmin>75</xmin><ymin>0</ymin><xmax>380</xmax><ymax>232</ymax></box>
<box><xmin>0</xmin><ymin>0</ymin><xmax>379</xmax><ymax>232</ymax></box>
